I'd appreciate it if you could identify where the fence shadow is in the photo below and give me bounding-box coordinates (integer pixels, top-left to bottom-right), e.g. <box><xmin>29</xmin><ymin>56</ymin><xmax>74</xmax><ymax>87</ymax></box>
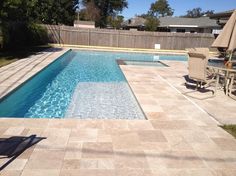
<box><xmin>0</xmin><ymin>135</ymin><xmax>46</xmax><ymax>171</ymax></box>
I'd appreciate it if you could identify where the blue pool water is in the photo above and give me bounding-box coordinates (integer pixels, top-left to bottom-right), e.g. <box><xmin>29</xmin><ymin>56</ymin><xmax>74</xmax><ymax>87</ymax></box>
<box><xmin>0</xmin><ymin>50</ymin><xmax>187</xmax><ymax>119</ymax></box>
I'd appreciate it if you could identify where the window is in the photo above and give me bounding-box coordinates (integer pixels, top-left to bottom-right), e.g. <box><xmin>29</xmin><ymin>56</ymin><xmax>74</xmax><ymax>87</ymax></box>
<box><xmin>157</xmin><ymin>27</ymin><xmax>171</xmax><ymax>32</ymax></box>
<box><xmin>176</xmin><ymin>29</ymin><xmax>185</xmax><ymax>33</ymax></box>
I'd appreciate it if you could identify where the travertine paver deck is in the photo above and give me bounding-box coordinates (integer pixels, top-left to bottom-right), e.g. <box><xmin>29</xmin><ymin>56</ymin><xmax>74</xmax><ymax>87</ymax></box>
<box><xmin>0</xmin><ymin>48</ymin><xmax>236</xmax><ymax>176</ymax></box>
<box><xmin>0</xmin><ymin>118</ymin><xmax>235</xmax><ymax>176</ymax></box>
<box><xmin>141</xmin><ymin>60</ymin><xmax>236</xmax><ymax>125</ymax></box>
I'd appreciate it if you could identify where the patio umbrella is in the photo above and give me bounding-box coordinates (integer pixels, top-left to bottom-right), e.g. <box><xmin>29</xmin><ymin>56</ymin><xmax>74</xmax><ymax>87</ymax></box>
<box><xmin>212</xmin><ymin>10</ymin><xmax>236</xmax><ymax>58</ymax></box>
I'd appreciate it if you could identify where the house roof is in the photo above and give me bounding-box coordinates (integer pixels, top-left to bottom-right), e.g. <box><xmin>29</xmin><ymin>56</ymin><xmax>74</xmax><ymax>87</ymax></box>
<box><xmin>123</xmin><ymin>16</ymin><xmax>220</xmax><ymax>28</ymax></box>
<box><xmin>209</xmin><ymin>9</ymin><xmax>236</xmax><ymax>26</ymax></box>
<box><xmin>122</xmin><ymin>17</ymin><xmax>145</xmax><ymax>27</ymax></box>
<box><xmin>210</xmin><ymin>9</ymin><xmax>235</xmax><ymax>20</ymax></box>
<box><xmin>159</xmin><ymin>16</ymin><xmax>220</xmax><ymax>28</ymax></box>
<box><xmin>74</xmin><ymin>20</ymin><xmax>95</xmax><ymax>26</ymax></box>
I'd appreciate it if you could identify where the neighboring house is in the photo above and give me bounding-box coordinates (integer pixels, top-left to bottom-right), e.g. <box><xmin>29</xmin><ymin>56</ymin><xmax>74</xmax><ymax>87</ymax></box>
<box><xmin>157</xmin><ymin>16</ymin><xmax>220</xmax><ymax>34</ymax></box>
<box><xmin>122</xmin><ymin>17</ymin><xmax>145</xmax><ymax>31</ymax></box>
<box><xmin>210</xmin><ymin>9</ymin><xmax>235</xmax><ymax>27</ymax></box>
<box><xmin>122</xmin><ymin>16</ymin><xmax>220</xmax><ymax>34</ymax></box>
<box><xmin>74</xmin><ymin>20</ymin><xmax>95</xmax><ymax>29</ymax></box>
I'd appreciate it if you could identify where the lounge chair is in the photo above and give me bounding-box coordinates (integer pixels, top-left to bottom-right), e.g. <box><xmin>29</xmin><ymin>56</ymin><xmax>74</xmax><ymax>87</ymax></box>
<box><xmin>228</xmin><ymin>53</ymin><xmax>236</xmax><ymax>99</ymax></box>
<box><xmin>228</xmin><ymin>73</ymin><xmax>236</xmax><ymax>99</ymax></box>
<box><xmin>184</xmin><ymin>48</ymin><xmax>216</xmax><ymax>99</ymax></box>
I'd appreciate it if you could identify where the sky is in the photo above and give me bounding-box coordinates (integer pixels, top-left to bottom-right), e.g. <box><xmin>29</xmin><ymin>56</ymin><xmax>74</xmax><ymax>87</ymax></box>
<box><xmin>121</xmin><ymin>0</ymin><xmax>236</xmax><ymax>19</ymax></box>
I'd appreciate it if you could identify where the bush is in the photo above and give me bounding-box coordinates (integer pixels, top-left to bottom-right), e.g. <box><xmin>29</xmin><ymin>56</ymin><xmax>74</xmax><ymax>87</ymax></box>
<box><xmin>28</xmin><ymin>23</ymin><xmax>49</xmax><ymax>46</ymax></box>
<box><xmin>2</xmin><ymin>22</ymin><xmax>48</xmax><ymax>50</ymax></box>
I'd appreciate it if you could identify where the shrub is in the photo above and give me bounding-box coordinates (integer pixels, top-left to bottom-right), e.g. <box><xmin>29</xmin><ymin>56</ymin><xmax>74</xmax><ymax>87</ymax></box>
<box><xmin>2</xmin><ymin>22</ymin><xmax>48</xmax><ymax>50</ymax></box>
<box><xmin>27</xmin><ymin>23</ymin><xmax>49</xmax><ymax>46</ymax></box>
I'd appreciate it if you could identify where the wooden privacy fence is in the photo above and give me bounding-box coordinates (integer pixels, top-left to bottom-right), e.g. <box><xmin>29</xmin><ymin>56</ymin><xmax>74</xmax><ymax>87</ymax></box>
<box><xmin>44</xmin><ymin>25</ymin><xmax>215</xmax><ymax>50</ymax></box>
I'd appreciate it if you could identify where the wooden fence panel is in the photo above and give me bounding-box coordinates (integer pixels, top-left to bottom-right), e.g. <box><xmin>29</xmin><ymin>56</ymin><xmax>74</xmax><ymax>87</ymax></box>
<box><xmin>43</xmin><ymin>25</ymin><xmax>215</xmax><ymax>50</ymax></box>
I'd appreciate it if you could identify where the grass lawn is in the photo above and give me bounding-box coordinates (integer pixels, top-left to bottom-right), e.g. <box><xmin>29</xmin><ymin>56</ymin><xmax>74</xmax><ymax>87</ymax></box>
<box><xmin>0</xmin><ymin>57</ymin><xmax>18</xmax><ymax>67</ymax></box>
<box><xmin>221</xmin><ymin>125</ymin><xmax>236</xmax><ymax>138</ymax></box>
<box><xmin>0</xmin><ymin>46</ymin><xmax>51</xmax><ymax>67</ymax></box>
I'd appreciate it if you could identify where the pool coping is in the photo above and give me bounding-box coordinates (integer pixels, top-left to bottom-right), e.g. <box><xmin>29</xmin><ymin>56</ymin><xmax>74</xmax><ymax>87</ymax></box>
<box><xmin>0</xmin><ymin>48</ymin><xmax>70</xmax><ymax>100</ymax></box>
<box><xmin>51</xmin><ymin>44</ymin><xmax>188</xmax><ymax>55</ymax></box>
<box><xmin>118</xmin><ymin>59</ymin><xmax>170</xmax><ymax>67</ymax></box>
<box><xmin>50</xmin><ymin>44</ymin><xmax>219</xmax><ymax>56</ymax></box>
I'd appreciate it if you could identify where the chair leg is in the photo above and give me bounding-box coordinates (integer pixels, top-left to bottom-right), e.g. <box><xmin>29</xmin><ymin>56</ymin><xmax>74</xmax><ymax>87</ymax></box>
<box><xmin>184</xmin><ymin>81</ymin><xmax>216</xmax><ymax>100</ymax></box>
<box><xmin>226</xmin><ymin>77</ymin><xmax>231</xmax><ymax>95</ymax></box>
<box><xmin>195</xmin><ymin>82</ymin><xmax>199</xmax><ymax>90</ymax></box>
<box><xmin>228</xmin><ymin>74</ymin><xmax>235</xmax><ymax>98</ymax></box>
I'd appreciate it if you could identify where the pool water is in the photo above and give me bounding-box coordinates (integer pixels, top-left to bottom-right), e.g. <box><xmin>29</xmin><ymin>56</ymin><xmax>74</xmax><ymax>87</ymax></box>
<box><xmin>0</xmin><ymin>50</ymin><xmax>187</xmax><ymax>119</ymax></box>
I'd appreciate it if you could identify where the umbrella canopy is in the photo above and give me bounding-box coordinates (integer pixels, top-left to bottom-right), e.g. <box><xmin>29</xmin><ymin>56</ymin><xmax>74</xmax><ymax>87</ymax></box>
<box><xmin>212</xmin><ymin>10</ymin><xmax>236</xmax><ymax>51</ymax></box>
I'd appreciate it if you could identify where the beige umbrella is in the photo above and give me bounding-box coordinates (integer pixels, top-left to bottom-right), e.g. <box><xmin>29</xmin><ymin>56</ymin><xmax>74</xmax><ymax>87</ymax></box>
<box><xmin>212</xmin><ymin>10</ymin><xmax>236</xmax><ymax>54</ymax></box>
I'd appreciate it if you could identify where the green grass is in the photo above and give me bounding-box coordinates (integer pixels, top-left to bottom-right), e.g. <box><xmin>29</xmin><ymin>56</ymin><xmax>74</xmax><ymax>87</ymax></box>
<box><xmin>0</xmin><ymin>57</ymin><xmax>18</xmax><ymax>67</ymax></box>
<box><xmin>0</xmin><ymin>46</ymin><xmax>51</xmax><ymax>68</ymax></box>
<box><xmin>221</xmin><ymin>125</ymin><xmax>236</xmax><ymax>138</ymax></box>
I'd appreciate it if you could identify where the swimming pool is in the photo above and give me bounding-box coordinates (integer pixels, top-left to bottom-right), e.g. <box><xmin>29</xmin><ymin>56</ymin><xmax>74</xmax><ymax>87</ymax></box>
<box><xmin>0</xmin><ymin>50</ymin><xmax>187</xmax><ymax>119</ymax></box>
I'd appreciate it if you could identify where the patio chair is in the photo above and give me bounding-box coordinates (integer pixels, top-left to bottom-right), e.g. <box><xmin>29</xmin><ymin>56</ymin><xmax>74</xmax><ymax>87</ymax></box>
<box><xmin>184</xmin><ymin>48</ymin><xmax>216</xmax><ymax>99</ymax></box>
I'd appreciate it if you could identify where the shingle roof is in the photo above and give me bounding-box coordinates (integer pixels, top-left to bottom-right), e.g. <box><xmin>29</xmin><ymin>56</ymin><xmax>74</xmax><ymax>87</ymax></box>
<box><xmin>123</xmin><ymin>16</ymin><xmax>220</xmax><ymax>28</ymax></box>
<box><xmin>210</xmin><ymin>9</ymin><xmax>235</xmax><ymax>19</ymax></box>
<box><xmin>122</xmin><ymin>17</ymin><xmax>146</xmax><ymax>27</ymax></box>
<box><xmin>159</xmin><ymin>16</ymin><xmax>219</xmax><ymax>28</ymax></box>
<box><xmin>74</xmin><ymin>20</ymin><xmax>95</xmax><ymax>25</ymax></box>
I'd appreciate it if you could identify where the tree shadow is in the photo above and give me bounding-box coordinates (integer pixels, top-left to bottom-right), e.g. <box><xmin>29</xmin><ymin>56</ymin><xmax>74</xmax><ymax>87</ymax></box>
<box><xmin>0</xmin><ymin>135</ymin><xmax>46</xmax><ymax>171</ymax></box>
<box><xmin>0</xmin><ymin>46</ymin><xmax>63</xmax><ymax>61</ymax></box>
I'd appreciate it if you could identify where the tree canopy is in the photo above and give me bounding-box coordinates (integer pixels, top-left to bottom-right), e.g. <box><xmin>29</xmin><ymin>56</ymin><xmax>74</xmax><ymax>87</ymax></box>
<box><xmin>183</xmin><ymin>8</ymin><xmax>214</xmax><ymax>18</ymax></box>
<box><xmin>79</xmin><ymin>1</ymin><xmax>101</xmax><ymax>22</ymax></box>
<box><xmin>0</xmin><ymin>0</ymin><xmax>37</xmax><ymax>22</ymax></box>
<box><xmin>107</xmin><ymin>15</ymin><xmax>124</xmax><ymax>29</ymax></box>
<box><xmin>80</xmin><ymin>0</ymin><xmax>128</xmax><ymax>27</ymax></box>
<box><xmin>149</xmin><ymin>0</ymin><xmax>174</xmax><ymax>17</ymax></box>
<box><xmin>0</xmin><ymin>0</ymin><xmax>77</xmax><ymax>50</ymax></box>
<box><xmin>0</xmin><ymin>0</ymin><xmax>77</xmax><ymax>25</ymax></box>
<box><xmin>36</xmin><ymin>0</ymin><xmax>76</xmax><ymax>25</ymax></box>
<box><xmin>144</xmin><ymin>16</ymin><xmax>160</xmax><ymax>31</ymax></box>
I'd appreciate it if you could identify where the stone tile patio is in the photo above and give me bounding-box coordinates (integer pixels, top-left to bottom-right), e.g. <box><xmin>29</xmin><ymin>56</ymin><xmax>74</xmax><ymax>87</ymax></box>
<box><xmin>0</xmin><ymin>48</ymin><xmax>235</xmax><ymax>176</ymax></box>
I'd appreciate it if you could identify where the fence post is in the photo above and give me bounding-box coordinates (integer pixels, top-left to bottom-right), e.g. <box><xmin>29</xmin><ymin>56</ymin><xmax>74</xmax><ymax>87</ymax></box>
<box><xmin>117</xmin><ymin>31</ymin><xmax>119</xmax><ymax>47</ymax></box>
<box><xmin>88</xmin><ymin>29</ymin><xmax>90</xmax><ymax>46</ymax></box>
<box><xmin>58</xmin><ymin>25</ymin><xmax>61</xmax><ymax>45</ymax></box>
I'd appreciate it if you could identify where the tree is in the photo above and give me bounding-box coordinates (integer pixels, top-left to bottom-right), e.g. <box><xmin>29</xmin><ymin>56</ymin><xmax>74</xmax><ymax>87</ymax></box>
<box><xmin>138</xmin><ymin>13</ymin><xmax>151</xmax><ymax>19</ymax></box>
<box><xmin>149</xmin><ymin>0</ymin><xmax>174</xmax><ymax>17</ymax></box>
<box><xmin>107</xmin><ymin>15</ymin><xmax>124</xmax><ymax>29</ymax></box>
<box><xmin>185</xmin><ymin>7</ymin><xmax>202</xmax><ymax>18</ymax></box>
<box><xmin>35</xmin><ymin>0</ymin><xmax>76</xmax><ymax>25</ymax></box>
<box><xmin>0</xmin><ymin>0</ymin><xmax>37</xmax><ymax>23</ymax></box>
<box><xmin>0</xmin><ymin>0</ymin><xmax>77</xmax><ymax>50</ymax></box>
<box><xmin>144</xmin><ymin>16</ymin><xmax>160</xmax><ymax>31</ymax></box>
<box><xmin>203</xmin><ymin>10</ymin><xmax>214</xmax><ymax>16</ymax></box>
<box><xmin>184</xmin><ymin>8</ymin><xmax>214</xmax><ymax>18</ymax></box>
<box><xmin>81</xmin><ymin>0</ymin><xmax>128</xmax><ymax>27</ymax></box>
<box><xmin>79</xmin><ymin>1</ymin><xmax>101</xmax><ymax>21</ymax></box>
<box><xmin>0</xmin><ymin>0</ymin><xmax>77</xmax><ymax>25</ymax></box>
